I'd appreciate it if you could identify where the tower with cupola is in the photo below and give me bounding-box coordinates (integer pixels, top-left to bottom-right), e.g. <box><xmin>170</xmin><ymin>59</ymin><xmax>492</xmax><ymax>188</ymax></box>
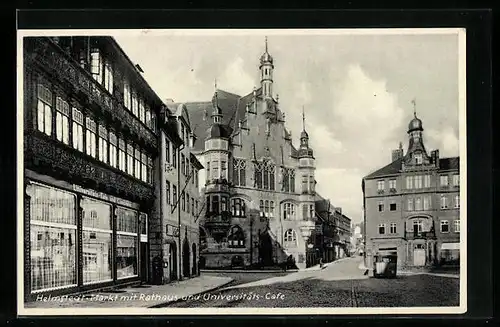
<box><xmin>403</xmin><ymin>99</ymin><xmax>439</xmax><ymax>169</ymax></box>
<box><xmin>260</xmin><ymin>36</ymin><xmax>274</xmax><ymax>99</ymax></box>
<box><xmin>297</xmin><ymin>107</ymin><xmax>316</xmax><ymax>243</ymax></box>
<box><xmin>203</xmin><ymin>81</ymin><xmax>232</xmax><ymax>243</ymax></box>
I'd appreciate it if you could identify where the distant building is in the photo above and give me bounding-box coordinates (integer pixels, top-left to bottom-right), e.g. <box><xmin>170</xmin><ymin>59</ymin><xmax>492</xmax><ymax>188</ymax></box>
<box><xmin>362</xmin><ymin>112</ymin><xmax>460</xmax><ymax>269</ymax></box>
<box><xmin>315</xmin><ymin>195</ymin><xmax>352</xmax><ymax>263</ymax></box>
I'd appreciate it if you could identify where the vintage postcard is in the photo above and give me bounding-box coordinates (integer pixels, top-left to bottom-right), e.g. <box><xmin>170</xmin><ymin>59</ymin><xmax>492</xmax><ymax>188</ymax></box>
<box><xmin>17</xmin><ymin>28</ymin><xmax>466</xmax><ymax>315</ymax></box>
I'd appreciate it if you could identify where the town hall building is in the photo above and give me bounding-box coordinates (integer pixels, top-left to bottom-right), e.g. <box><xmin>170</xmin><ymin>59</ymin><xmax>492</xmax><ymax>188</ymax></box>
<box><xmin>182</xmin><ymin>38</ymin><xmax>349</xmax><ymax>270</ymax></box>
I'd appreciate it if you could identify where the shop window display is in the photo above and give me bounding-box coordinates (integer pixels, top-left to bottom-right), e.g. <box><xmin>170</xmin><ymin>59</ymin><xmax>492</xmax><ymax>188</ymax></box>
<box><xmin>81</xmin><ymin>197</ymin><xmax>112</xmax><ymax>284</ymax></box>
<box><xmin>29</xmin><ymin>183</ymin><xmax>77</xmax><ymax>292</ymax></box>
<box><xmin>116</xmin><ymin>207</ymin><xmax>138</xmax><ymax>278</ymax></box>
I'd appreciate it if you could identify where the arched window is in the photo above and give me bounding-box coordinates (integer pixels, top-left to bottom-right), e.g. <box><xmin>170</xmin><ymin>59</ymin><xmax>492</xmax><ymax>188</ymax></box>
<box><xmin>228</xmin><ymin>226</ymin><xmax>245</xmax><ymax>248</ymax></box>
<box><xmin>283</xmin><ymin>229</ymin><xmax>297</xmax><ymax>248</ymax></box>
<box><xmin>282</xmin><ymin>202</ymin><xmax>295</xmax><ymax>220</ymax></box>
<box><xmin>231</xmin><ymin>198</ymin><xmax>246</xmax><ymax>217</ymax></box>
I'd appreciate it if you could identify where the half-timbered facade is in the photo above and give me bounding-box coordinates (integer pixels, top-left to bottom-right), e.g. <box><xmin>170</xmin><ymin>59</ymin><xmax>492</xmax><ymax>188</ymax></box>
<box><xmin>23</xmin><ymin>36</ymin><xmax>161</xmax><ymax>299</ymax></box>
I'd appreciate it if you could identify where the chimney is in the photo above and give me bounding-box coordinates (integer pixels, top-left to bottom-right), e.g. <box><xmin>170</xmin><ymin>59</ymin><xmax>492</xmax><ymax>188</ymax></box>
<box><xmin>391</xmin><ymin>142</ymin><xmax>404</xmax><ymax>162</ymax></box>
<box><xmin>392</xmin><ymin>149</ymin><xmax>403</xmax><ymax>162</ymax></box>
<box><xmin>431</xmin><ymin>150</ymin><xmax>440</xmax><ymax>167</ymax></box>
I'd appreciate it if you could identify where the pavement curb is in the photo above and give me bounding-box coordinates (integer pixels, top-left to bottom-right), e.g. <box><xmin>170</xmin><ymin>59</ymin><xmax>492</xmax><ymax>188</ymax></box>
<box><xmin>147</xmin><ymin>278</ymin><xmax>235</xmax><ymax>308</ymax></box>
<box><xmin>201</xmin><ymin>269</ymin><xmax>298</xmax><ymax>273</ymax></box>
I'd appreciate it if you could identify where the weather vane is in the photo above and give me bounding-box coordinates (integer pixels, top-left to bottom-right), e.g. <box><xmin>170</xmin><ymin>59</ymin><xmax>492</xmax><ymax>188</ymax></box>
<box><xmin>411</xmin><ymin>98</ymin><xmax>417</xmax><ymax>117</ymax></box>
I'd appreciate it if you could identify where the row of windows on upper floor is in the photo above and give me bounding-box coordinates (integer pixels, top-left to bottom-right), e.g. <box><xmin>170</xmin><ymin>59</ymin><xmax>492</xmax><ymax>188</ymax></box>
<box><xmin>204</xmin><ymin>195</ymin><xmax>316</xmax><ymax>220</ymax></box>
<box><xmin>164</xmin><ymin>180</ymin><xmax>200</xmax><ymax>218</ymax></box>
<box><xmin>164</xmin><ymin>140</ymin><xmax>198</xmax><ymax>184</ymax></box>
<box><xmin>376</xmin><ymin>194</ymin><xmax>460</xmax><ymax>212</ymax></box>
<box><xmin>35</xmin><ymin>84</ymin><xmax>154</xmax><ymax>184</ymax></box>
<box><xmin>206</xmin><ymin>158</ymin><xmax>313</xmax><ymax>193</ymax></box>
<box><xmin>84</xmin><ymin>48</ymin><xmax>157</xmax><ymax>133</ymax></box>
<box><xmin>377</xmin><ymin>219</ymin><xmax>460</xmax><ymax>235</ymax></box>
<box><xmin>92</xmin><ymin>48</ymin><xmax>191</xmax><ymax>148</ymax></box>
<box><xmin>376</xmin><ymin>174</ymin><xmax>460</xmax><ymax>192</ymax></box>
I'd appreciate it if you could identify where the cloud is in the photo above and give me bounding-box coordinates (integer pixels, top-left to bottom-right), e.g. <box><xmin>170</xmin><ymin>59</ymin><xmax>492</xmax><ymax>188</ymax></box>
<box><xmin>315</xmin><ymin>168</ymin><xmax>363</xmax><ymax>223</ymax></box>
<box><xmin>217</xmin><ymin>57</ymin><xmax>255</xmax><ymax>96</ymax></box>
<box><xmin>426</xmin><ymin>127</ymin><xmax>460</xmax><ymax>158</ymax></box>
<box><xmin>296</xmin><ymin>81</ymin><xmax>312</xmax><ymax>104</ymax></box>
<box><xmin>332</xmin><ymin>64</ymin><xmax>406</xmax><ymax>170</ymax></box>
<box><xmin>307</xmin><ymin>64</ymin><xmax>408</xmax><ymax>223</ymax></box>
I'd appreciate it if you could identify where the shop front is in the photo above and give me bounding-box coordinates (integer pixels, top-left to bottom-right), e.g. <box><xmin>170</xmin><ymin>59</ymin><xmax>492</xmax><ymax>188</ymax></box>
<box><xmin>439</xmin><ymin>242</ymin><xmax>460</xmax><ymax>266</ymax></box>
<box><xmin>25</xmin><ymin>179</ymin><xmax>149</xmax><ymax>301</ymax></box>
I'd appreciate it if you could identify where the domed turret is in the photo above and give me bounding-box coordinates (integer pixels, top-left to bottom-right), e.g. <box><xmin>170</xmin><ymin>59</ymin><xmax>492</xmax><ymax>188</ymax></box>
<box><xmin>408</xmin><ymin>114</ymin><xmax>423</xmax><ymax>133</ymax></box>
<box><xmin>209</xmin><ymin>124</ymin><xmax>228</xmax><ymax>139</ymax></box>
<box><xmin>300</xmin><ymin>130</ymin><xmax>309</xmax><ymax>139</ymax></box>
<box><xmin>408</xmin><ymin>98</ymin><xmax>423</xmax><ymax>133</ymax></box>
<box><xmin>260</xmin><ymin>51</ymin><xmax>273</xmax><ymax>65</ymax></box>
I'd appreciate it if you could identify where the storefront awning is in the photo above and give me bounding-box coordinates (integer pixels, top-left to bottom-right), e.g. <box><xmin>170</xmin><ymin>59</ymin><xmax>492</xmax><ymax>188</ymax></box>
<box><xmin>441</xmin><ymin>242</ymin><xmax>460</xmax><ymax>250</ymax></box>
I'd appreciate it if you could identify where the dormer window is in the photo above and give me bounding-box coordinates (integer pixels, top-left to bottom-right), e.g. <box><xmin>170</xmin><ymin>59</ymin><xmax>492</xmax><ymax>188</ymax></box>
<box><xmin>415</xmin><ymin>153</ymin><xmax>423</xmax><ymax>165</ymax></box>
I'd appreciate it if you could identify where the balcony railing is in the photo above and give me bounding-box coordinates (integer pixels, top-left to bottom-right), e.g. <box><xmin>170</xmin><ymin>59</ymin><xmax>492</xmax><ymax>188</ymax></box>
<box><xmin>405</xmin><ymin>230</ymin><xmax>436</xmax><ymax>239</ymax></box>
<box><xmin>24</xmin><ymin>37</ymin><xmax>157</xmax><ymax>149</ymax></box>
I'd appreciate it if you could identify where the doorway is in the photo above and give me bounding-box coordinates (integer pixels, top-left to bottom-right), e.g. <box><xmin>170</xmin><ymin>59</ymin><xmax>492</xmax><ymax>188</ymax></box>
<box><xmin>169</xmin><ymin>243</ymin><xmax>177</xmax><ymax>281</ymax></box>
<box><xmin>192</xmin><ymin>243</ymin><xmax>197</xmax><ymax>276</ymax></box>
<box><xmin>140</xmin><ymin>242</ymin><xmax>149</xmax><ymax>283</ymax></box>
<box><xmin>183</xmin><ymin>238</ymin><xmax>190</xmax><ymax>278</ymax></box>
<box><xmin>259</xmin><ymin>231</ymin><xmax>273</xmax><ymax>266</ymax></box>
<box><xmin>413</xmin><ymin>243</ymin><xmax>426</xmax><ymax>266</ymax></box>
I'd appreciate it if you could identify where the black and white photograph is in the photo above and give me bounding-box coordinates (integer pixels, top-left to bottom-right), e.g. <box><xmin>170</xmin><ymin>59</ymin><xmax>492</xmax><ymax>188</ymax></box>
<box><xmin>17</xmin><ymin>28</ymin><xmax>466</xmax><ymax>315</ymax></box>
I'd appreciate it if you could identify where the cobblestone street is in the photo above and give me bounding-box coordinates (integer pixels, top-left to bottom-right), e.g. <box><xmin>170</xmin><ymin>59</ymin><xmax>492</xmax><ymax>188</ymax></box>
<box><xmin>163</xmin><ymin>257</ymin><xmax>460</xmax><ymax>308</ymax></box>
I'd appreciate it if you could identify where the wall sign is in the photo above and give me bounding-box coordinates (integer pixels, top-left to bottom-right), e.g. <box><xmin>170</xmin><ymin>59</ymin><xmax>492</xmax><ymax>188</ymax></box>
<box><xmin>166</xmin><ymin>224</ymin><xmax>179</xmax><ymax>237</ymax></box>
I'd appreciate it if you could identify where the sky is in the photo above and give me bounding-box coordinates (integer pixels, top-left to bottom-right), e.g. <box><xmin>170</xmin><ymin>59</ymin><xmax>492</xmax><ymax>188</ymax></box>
<box><xmin>113</xmin><ymin>30</ymin><xmax>462</xmax><ymax>224</ymax></box>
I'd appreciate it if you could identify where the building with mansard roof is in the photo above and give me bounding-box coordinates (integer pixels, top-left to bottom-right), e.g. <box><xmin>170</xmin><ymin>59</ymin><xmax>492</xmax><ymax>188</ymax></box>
<box><xmin>362</xmin><ymin>109</ymin><xmax>460</xmax><ymax>270</ymax></box>
<box><xmin>180</xmin><ymin>38</ymin><xmax>351</xmax><ymax>269</ymax></box>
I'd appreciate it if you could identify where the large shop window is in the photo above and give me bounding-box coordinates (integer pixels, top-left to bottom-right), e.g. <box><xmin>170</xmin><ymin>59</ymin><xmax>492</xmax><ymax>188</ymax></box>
<box><xmin>116</xmin><ymin>207</ymin><xmax>138</xmax><ymax>279</ymax></box>
<box><xmin>81</xmin><ymin>198</ymin><xmax>112</xmax><ymax>284</ymax></box>
<box><xmin>29</xmin><ymin>184</ymin><xmax>77</xmax><ymax>292</ymax></box>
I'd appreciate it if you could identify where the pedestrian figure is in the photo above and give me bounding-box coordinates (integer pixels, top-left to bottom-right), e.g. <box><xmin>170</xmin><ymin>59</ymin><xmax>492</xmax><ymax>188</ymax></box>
<box><xmin>319</xmin><ymin>258</ymin><xmax>324</xmax><ymax>269</ymax></box>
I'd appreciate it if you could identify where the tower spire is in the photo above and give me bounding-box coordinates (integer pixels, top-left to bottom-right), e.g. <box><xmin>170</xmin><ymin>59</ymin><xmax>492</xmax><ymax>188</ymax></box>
<box><xmin>302</xmin><ymin>105</ymin><xmax>306</xmax><ymax>131</ymax></box>
<box><xmin>214</xmin><ymin>78</ymin><xmax>218</xmax><ymax>107</ymax></box>
<box><xmin>411</xmin><ymin>97</ymin><xmax>417</xmax><ymax>117</ymax></box>
<box><xmin>265</xmin><ymin>36</ymin><xmax>268</xmax><ymax>52</ymax></box>
<box><xmin>212</xmin><ymin>78</ymin><xmax>222</xmax><ymax>124</ymax></box>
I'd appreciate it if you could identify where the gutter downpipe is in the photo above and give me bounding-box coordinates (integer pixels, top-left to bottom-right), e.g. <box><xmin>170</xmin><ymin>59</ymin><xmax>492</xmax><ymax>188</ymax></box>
<box><xmin>178</xmin><ymin>141</ymin><xmax>185</xmax><ymax>280</ymax></box>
